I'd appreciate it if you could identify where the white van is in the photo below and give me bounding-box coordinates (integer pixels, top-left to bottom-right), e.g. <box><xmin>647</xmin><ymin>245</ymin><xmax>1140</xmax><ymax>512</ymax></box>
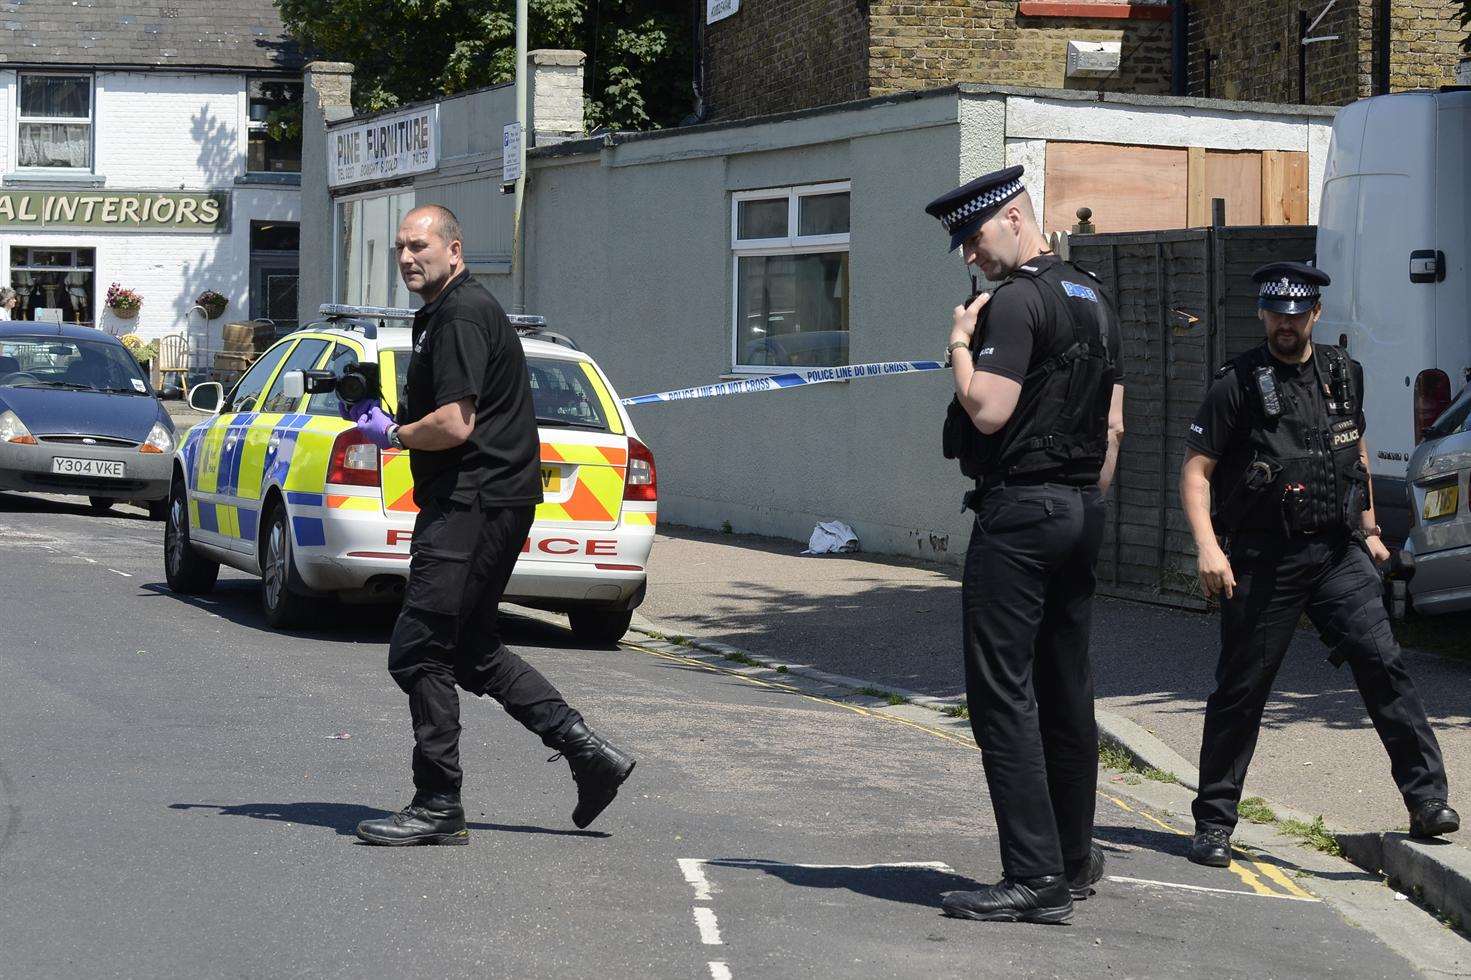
<box><xmin>1315</xmin><ymin>88</ymin><xmax>1471</xmax><ymax>540</ymax></box>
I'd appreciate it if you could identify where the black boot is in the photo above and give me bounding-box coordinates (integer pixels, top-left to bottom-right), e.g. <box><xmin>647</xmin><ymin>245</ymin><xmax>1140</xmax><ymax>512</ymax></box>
<box><xmin>551</xmin><ymin>722</ymin><xmax>636</xmax><ymax>829</ymax></box>
<box><xmin>355</xmin><ymin>793</ymin><xmax>468</xmax><ymax>846</ymax></box>
<box><xmin>1409</xmin><ymin>800</ymin><xmax>1460</xmax><ymax>839</ymax></box>
<box><xmin>1188</xmin><ymin>827</ymin><xmax>1232</xmax><ymax>867</ymax></box>
<box><xmin>1065</xmin><ymin>844</ymin><xmax>1106</xmax><ymax>900</ymax></box>
<box><xmin>940</xmin><ymin>875</ymin><xmax>1073</xmax><ymax>924</ymax></box>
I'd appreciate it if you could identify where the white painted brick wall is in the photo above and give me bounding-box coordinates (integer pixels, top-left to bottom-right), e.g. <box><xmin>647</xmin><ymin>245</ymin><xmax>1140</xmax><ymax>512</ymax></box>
<box><xmin>0</xmin><ymin>69</ymin><xmax>301</xmax><ymax>347</ymax></box>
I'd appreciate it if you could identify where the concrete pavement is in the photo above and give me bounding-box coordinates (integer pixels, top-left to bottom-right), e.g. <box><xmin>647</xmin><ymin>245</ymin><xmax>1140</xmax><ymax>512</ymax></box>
<box><xmin>1</xmin><ymin>492</ymin><xmax>1459</xmax><ymax>977</ymax></box>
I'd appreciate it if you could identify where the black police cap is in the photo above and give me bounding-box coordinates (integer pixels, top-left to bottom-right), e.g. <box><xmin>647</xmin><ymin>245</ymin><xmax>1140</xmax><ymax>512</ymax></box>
<box><xmin>924</xmin><ymin>165</ymin><xmax>1026</xmax><ymax>252</ymax></box>
<box><xmin>1253</xmin><ymin>261</ymin><xmax>1331</xmax><ymax>314</ymax></box>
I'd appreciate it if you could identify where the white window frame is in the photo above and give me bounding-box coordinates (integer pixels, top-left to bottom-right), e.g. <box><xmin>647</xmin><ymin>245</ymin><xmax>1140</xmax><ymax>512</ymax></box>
<box><xmin>729</xmin><ymin>181</ymin><xmax>851</xmax><ymax>374</ymax></box>
<box><xmin>8</xmin><ymin>245</ymin><xmax>98</xmax><ymax>326</ymax></box>
<box><xmin>14</xmin><ymin>72</ymin><xmax>94</xmax><ymax>174</ymax></box>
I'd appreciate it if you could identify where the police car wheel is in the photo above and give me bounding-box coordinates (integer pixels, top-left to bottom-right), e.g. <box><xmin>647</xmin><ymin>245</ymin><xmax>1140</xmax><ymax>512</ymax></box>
<box><xmin>164</xmin><ymin>476</ymin><xmax>218</xmax><ymax>595</ymax></box>
<box><xmin>261</xmin><ymin>504</ymin><xmax>311</xmax><ymax>629</ymax></box>
<box><xmin>568</xmin><ymin>608</ymin><xmax>634</xmax><ymax>646</ymax></box>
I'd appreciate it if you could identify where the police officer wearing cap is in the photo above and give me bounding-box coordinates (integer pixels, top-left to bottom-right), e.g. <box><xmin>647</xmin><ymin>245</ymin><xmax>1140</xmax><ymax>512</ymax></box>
<box><xmin>1180</xmin><ymin>261</ymin><xmax>1457</xmax><ymax>867</ymax></box>
<box><xmin>349</xmin><ymin>204</ymin><xmax>636</xmax><ymax>846</ymax></box>
<box><xmin>924</xmin><ymin>166</ymin><xmax>1126</xmax><ymax>923</ymax></box>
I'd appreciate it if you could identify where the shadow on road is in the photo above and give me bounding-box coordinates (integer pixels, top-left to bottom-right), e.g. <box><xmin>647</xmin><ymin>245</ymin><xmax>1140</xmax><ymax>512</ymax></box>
<box><xmin>169</xmin><ymin>801</ymin><xmax>608</xmax><ymax>839</ymax></box>
<box><xmin>703</xmin><ymin>858</ymin><xmax>983</xmax><ymax>909</ymax></box>
<box><xmin>0</xmin><ymin>488</ymin><xmax>153</xmax><ymax>521</ymax></box>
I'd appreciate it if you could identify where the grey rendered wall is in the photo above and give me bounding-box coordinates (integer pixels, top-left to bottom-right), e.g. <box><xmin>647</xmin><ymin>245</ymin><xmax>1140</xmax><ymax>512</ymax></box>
<box><xmin>524</xmin><ymin>91</ymin><xmax>1007</xmax><ymax>564</ymax></box>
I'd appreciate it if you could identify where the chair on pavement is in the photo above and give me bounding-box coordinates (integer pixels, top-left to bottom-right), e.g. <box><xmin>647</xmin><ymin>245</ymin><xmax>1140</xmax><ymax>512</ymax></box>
<box><xmin>155</xmin><ymin>333</ymin><xmax>189</xmax><ymax>390</ymax></box>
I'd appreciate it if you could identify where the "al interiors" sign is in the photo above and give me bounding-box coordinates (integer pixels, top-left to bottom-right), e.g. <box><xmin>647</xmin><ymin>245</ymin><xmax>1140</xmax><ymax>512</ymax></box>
<box><xmin>0</xmin><ymin>190</ymin><xmax>229</xmax><ymax>232</ymax></box>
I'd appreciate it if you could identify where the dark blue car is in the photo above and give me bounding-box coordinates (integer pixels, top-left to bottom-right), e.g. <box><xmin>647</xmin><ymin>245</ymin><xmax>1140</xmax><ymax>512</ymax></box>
<box><xmin>0</xmin><ymin>322</ymin><xmax>177</xmax><ymax>518</ymax></box>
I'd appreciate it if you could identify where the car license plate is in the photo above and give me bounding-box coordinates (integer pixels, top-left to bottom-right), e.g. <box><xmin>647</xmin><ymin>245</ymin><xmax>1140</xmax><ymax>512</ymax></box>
<box><xmin>540</xmin><ymin>466</ymin><xmax>561</xmax><ymax>493</ymax></box>
<box><xmin>52</xmin><ymin>457</ymin><xmax>125</xmax><ymax>479</ymax></box>
<box><xmin>1424</xmin><ymin>484</ymin><xmax>1459</xmax><ymax>520</ymax></box>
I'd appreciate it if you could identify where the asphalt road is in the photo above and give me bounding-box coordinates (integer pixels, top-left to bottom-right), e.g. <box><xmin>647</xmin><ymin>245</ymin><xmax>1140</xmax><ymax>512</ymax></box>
<box><xmin>0</xmin><ymin>492</ymin><xmax>1440</xmax><ymax>978</ymax></box>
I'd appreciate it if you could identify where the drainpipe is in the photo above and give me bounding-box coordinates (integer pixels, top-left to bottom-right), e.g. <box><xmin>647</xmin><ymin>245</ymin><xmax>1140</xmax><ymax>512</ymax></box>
<box><xmin>510</xmin><ymin>0</ymin><xmax>529</xmax><ymax>314</ymax></box>
<box><xmin>1171</xmin><ymin>0</ymin><xmax>1188</xmax><ymax>96</ymax></box>
<box><xmin>1373</xmin><ymin>0</ymin><xmax>1390</xmax><ymax>94</ymax></box>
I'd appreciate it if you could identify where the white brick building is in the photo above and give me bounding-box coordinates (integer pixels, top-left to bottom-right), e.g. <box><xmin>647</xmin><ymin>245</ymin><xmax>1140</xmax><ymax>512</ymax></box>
<box><xmin>0</xmin><ymin>1</ymin><xmax>304</xmax><ymax>364</ymax></box>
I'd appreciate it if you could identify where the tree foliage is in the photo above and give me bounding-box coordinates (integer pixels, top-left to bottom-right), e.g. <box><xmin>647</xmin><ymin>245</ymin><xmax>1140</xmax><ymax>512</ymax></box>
<box><xmin>275</xmin><ymin>0</ymin><xmax>693</xmax><ymax>131</ymax></box>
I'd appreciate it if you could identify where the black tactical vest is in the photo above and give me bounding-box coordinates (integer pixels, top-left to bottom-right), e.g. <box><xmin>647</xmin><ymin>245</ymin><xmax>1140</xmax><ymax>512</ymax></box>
<box><xmin>949</xmin><ymin>259</ymin><xmax>1118</xmax><ymax>483</ymax></box>
<box><xmin>1211</xmin><ymin>343</ymin><xmax>1368</xmax><ymax>536</ymax></box>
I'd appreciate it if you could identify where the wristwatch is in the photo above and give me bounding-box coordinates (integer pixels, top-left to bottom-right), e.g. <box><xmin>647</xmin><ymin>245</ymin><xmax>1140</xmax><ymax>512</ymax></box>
<box><xmin>387</xmin><ymin>424</ymin><xmax>404</xmax><ymax>450</ymax></box>
<box><xmin>945</xmin><ymin>340</ymin><xmax>969</xmax><ymax>366</ymax></box>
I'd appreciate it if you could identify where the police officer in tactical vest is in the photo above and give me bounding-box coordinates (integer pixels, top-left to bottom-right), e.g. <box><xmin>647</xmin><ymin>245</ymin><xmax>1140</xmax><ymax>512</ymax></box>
<box><xmin>349</xmin><ymin>204</ymin><xmax>635</xmax><ymax>846</ymax></box>
<box><xmin>925</xmin><ymin>166</ymin><xmax>1126</xmax><ymax>923</ymax></box>
<box><xmin>1180</xmin><ymin>261</ymin><xmax>1457</xmax><ymax>867</ymax></box>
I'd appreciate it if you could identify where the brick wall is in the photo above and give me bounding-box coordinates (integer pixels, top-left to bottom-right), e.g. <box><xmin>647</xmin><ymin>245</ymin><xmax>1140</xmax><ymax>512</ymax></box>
<box><xmin>869</xmin><ymin>2</ymin><xmax>1173</xmax><ymax>95</ymax></box>
<box><xmin>1388</xmin><ymin>0</ymin><xmax>1466</xmax><ymax>90</ymax></box>
<box><xmin>1188</xmin><ymin>0</ymin><xmax>1467</xmax><ymax>105</ymax></box>
<box><xmin>704</xmin><ymin>0</ymin><xmax>868</xmax><ymax>121</ymax></box>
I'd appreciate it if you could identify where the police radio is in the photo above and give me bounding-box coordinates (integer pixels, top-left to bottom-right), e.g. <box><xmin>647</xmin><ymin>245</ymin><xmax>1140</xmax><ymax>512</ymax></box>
<box><xmin>1253</xmin><ymin>366</ymin><xmax>1284</xmax><ymax>420</ymax></box>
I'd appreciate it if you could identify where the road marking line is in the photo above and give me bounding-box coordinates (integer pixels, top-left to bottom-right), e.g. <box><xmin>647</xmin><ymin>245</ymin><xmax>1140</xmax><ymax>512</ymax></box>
<box><xmin>1250</xmin><ymin>858</ymin><xmax>1316</xmax><ymax>900</ymax></box>
<box><xmin>80</xmin><ymin>557</ymin><xmax>97</xmax><ymax>563</ymax></box>
<box><xmin>1226</xmin><ymin>859</ymin><xmax>1278</xmax><ymax>897</ymax></box>
<box><xmin>679</xmin><ymin>858</ymin><xmax>715</xmax><ymax>901</ymax></box>
<box><xmin>715</xmin><ymin>859</ymin><xmax>956</xmax><ymax>872</ymax></box>
<box><xmin>109</xmin><ymin>569</ymin><xmax>132</xmax><ymax>578</ymax></box>
<box><xmin>1107</xmin><ymin>874</ymin><xmax>1319</xmax><ymax>902</ymax></box>
<box><xmin>692</xmin><ymin>906</ymin><xmax>723</xmax><ymax>945</ymax></box>
<box><xmin>708</xmin><ymin>963</ymin><xmax>732</xmax><ymax>980</ymax></box>
<box><xmin>1100</xmin><ymin>794</ymin><xmax>1287</xmax><ymax>899</ymax></box>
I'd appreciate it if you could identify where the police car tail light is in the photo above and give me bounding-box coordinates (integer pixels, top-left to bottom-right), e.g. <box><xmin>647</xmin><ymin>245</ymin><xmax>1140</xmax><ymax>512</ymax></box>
<box><xmin>327</xmin><ymin>428</ymin><xmax>381</xmax><ymax>487</ymax></box>
<box><xmin>0</xmin><ymin>410</ymin><xmax>36</xmax><ymax>445</ymax></box>
<box><xmin>625</xmin><ymin>437</ymin><xmax>657</xmax><ymax>501</ymax></box>
<box><xmin>1414</xmin><ymin>369</ymin><xmax>1452</xmax><ymax>444</ymax></box>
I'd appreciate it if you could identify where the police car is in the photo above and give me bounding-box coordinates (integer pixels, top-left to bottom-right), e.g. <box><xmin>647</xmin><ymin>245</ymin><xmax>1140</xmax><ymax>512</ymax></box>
<box><xmin>164</xmin><ymin>305</ymin><xmax>656</xmax><ymax>642</ymax></box>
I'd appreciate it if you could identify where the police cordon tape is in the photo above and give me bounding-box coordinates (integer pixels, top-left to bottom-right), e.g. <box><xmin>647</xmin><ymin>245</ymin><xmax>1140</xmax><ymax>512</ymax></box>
<box><xmin>619</xmin><ymin>359</ymin><xmax>946</xmax><ymax>407</ymax></box>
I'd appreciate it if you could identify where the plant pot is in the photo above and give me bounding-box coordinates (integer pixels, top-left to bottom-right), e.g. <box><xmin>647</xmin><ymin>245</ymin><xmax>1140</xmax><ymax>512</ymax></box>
<box><xmin>202</xmin><ymin>301</ymin><xmax>228</xmax><ymax>320</ymax></box>
<box><xmin>110</xmin><ymin>306</ymin><xmax>140</xmax><ymax>319</ymax></box>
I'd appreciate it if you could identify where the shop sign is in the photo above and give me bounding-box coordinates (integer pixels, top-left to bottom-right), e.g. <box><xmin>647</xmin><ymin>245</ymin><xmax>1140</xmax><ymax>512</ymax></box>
<box><xmin>0</xmin><ymin>190</ymin><xmax>229</xmax><ymax>232</ymax></box>
<box><xmin>329</xmin><ymin>107</ymin><xmax>438</xmax><ymax>188</ymax></box>
<box><xmin>707</xmin><ymin>0</ymin><xmax>739</xmax><ymax>23</ymax></box>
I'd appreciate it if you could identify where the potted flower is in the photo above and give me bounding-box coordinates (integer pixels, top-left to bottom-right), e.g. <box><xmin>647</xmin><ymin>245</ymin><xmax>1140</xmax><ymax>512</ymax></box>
<box><xmin>196</xmin><ymin>289</ymin><xmax>229</xmax><ymax>320</ymax></box>
<box><xmin>119</xmin><ymin>332</ymin><xmax>157</xmax><ymax>368</ymax></box>
<box><xmin>106</xmin><ymin>282</ymin><xmax>142</xmax><ymax>319</ymax></box>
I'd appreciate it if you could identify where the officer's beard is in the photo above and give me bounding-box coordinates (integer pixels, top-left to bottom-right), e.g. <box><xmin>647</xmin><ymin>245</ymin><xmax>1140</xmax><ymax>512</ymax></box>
<box><xmin>1268</xmin><ymin>327</ymin><xmax>1309</xmax><ymax>361</ymax></box>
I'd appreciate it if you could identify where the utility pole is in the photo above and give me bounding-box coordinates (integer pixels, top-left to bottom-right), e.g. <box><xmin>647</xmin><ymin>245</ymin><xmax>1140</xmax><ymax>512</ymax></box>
<box><xmin>510</xmin><ymin>0</ymin><xmax>529</xmax><ymax>313</ymax></box>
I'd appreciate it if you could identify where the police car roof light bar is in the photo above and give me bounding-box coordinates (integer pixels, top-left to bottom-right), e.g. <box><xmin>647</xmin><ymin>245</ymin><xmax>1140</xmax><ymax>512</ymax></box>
<box><xmin>508</xmin><ymin>314</ymin><xmax>579</xmax><ymax>351</ymax></box>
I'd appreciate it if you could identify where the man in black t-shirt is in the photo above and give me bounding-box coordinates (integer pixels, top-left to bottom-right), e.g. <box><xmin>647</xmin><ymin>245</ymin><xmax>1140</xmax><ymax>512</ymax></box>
<box><xmin>352</xmin><ymin>205</ymin><xmax>635</xmax><ymax>846</ymax></box>
<box><xmin>924</xmin><ymin>166</ymin><xmax>1126</xmax><ymax>925</ymax></box>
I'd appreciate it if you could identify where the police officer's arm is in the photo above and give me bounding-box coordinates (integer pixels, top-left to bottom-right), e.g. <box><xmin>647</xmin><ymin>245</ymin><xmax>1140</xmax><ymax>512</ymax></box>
<box><xmin>397</xmin><ymin>398</ymin><xmax>476</xmax><ymax>450</ymax></box>
<box><xmin>1350</xmin><ymin>362</ymin><xmax>1390</xmax><ymax>561</ymax></box>
<box><xmin>949</xmin><ymin>291</ymin><xmax>1024</xmax><ymax>434</ymax></box>
<box><xmin>1181</xmin><ymin>375</ymin><xmax>1243</xmax><ymax>599</ymax></box>
<box><xmin>1099</xmin><ymin>384</ymin><xmax>1126</xmax><ymax>493</ymax></box>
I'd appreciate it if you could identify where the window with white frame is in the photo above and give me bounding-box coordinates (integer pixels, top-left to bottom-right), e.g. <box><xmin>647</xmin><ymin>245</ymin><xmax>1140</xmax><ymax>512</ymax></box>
<box><xmin>17</xmin><ymin>74</ymin><xmax>92</xmax><ymax>170</ymax></box>
<box><xmin>731</xmin><ymin>182</ymin><xmax>850</xmax><ymax>371</ymax></box>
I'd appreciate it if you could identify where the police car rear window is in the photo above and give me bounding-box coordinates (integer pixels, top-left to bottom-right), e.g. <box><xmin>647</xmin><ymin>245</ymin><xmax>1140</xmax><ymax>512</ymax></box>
<box><xmin>389</xmin><ymin>352</ymin><xmax>611</xmax><ymax>432</ymax></box>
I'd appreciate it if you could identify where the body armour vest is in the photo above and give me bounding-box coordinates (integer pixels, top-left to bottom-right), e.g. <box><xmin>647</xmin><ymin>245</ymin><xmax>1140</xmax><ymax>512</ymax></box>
<box><xmin>1211</xmin><ymin>343</ymin><xmax>1368</xmax><ymax>536</ymax></box>
<box><xmin>950</xmin><ymin>259</ymin><xmax>1118</xmax><ymax>483</ymax></box>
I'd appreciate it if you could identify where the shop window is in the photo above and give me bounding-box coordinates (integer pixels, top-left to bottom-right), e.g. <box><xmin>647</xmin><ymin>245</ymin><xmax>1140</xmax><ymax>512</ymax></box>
<box><xmin>731</xmin><ymin>183</ymin><xmax>850</xmax><ymax>371</ymax></box>
<box><xmin>248</xmin><ymin>79</ymin><xmax>303</xmax><ymax>175</ymax></box>
<box><xmin>11</xmin><ymin>246</ymin><xmax>95</xmax><ymax>326</ymax></box>
<box><xmin>17</xmin><ymin>73</ymin><xmax>93</xmax><ymax>170</ymax></box>
<box><xmin>336</xmin><ymin>190</ymin><xmax>416</xmax><ymax>309</ymax></box>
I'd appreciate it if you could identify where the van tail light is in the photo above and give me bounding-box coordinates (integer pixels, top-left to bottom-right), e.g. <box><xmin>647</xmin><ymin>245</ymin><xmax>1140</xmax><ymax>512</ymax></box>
<box><xmin>625</xmin><ymin>437</ymin><xmax>657</xmax><ymax>501</ymax></box>
<box><xmin>327</xmin><ymin>427</ymin><xmax>381</xmax><ymax>486</ymax></box>
<box><xmin>1414</xmin><ymin>369</ymin><xmax>1452</xmax><ymax>444</ymax></box>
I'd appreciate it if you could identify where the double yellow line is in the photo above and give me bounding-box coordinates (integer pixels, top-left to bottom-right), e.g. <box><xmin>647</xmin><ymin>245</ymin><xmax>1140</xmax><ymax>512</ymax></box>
<box><xmin>623</xmin><ymin>639</ymin><xmax>1317</xmax><ymax>904</ymax></box>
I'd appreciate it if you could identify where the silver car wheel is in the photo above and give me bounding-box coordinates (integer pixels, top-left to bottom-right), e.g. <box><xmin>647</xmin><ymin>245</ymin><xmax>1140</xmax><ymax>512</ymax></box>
<box><xmin>263</xmin><ymin>518</ymin><xmax>287</xmax><ymax>611</ymax></box>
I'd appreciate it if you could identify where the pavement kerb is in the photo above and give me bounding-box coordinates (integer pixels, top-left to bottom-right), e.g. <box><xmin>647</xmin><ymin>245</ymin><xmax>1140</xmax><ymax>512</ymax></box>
<box><xmin>617</xmin><ymin>614</ymin><xmax>1471</xmax><ymax>933</ymax></box>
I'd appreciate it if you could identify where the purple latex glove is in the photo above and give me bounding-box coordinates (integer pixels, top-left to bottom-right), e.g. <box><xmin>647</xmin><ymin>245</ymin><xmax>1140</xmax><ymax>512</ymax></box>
<box><xmin>337</xmin><ymin>396</ymin><xmax>386</xmax><ymax>422</ymax></box>
<box><xmin>354</xmin><ymin>404</ymin><xmax>396</xmax><ymax>450</ymax></box>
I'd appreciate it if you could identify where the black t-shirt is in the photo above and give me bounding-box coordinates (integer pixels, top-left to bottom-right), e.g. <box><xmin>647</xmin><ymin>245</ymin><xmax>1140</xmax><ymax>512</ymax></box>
<box><xmin>401</xmin><ymin>271</ymin><xmax>543</xmax><ymax>507</ymax></box>
<box><xmin>1186</xmin><ymin>345</ymin><xmax>1366</xmax><ymax>459</ymax></box>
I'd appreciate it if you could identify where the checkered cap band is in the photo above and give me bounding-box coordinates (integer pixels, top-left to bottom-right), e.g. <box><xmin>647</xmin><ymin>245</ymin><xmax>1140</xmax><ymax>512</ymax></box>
<box><xmin>1259</xmin><ymin>277</ymin><xmax>1318</xmax><ymax>299</ymax></box>
<box><xmin>943</xmin><ymin>178</ymin><xmax>1024</xmax><ymax>232</ymax></box>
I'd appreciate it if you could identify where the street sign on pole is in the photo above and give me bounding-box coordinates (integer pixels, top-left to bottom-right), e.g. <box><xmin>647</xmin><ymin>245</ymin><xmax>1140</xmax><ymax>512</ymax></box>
<box><xmin>503</xmin><ymin>122</ymin><xmax>523</xmax><ymax>185</ymax></box>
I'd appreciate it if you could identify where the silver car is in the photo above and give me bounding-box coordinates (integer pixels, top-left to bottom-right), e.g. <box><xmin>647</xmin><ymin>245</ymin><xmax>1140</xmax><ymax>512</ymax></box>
<box><xmin>1405</xmin><ymin>384</ymin><xmax>1471</xmax><ymax>614</ymax></box>
<box><xmin>0</xmin><ymin>323</ymin><xmax>177</xmax><ymax>518</ymax></box>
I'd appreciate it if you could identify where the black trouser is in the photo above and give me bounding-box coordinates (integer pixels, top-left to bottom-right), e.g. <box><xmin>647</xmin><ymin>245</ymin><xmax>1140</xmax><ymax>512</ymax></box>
<box><xmin>1192</xmin><ymin>530</ymin><xmax>1448</xmax><ymax>833</ymax></box>
<box><xmin>963</xmin><ymin>482</ymin><xmax>1106</xmax><ymax>880</ymax></box>
<box><xmin>388</xmin><ymin>497</ymin><xmax>581</xmax><ymax>798</ymax></box>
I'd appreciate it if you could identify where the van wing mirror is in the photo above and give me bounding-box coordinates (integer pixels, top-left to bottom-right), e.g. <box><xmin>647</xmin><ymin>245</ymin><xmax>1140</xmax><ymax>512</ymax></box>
<box><xmin>188</xmin><ymin>381</ymin><xmax>224</xmax><ymax>414</ymax></box>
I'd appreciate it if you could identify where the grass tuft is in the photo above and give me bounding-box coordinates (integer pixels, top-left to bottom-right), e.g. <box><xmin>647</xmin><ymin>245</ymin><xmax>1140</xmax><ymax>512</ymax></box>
<box><xmin>1279</xmin><ymin>816</ymin><xmax>1342</xmax><ymax>857</ymax></box>
<box><xmin>941</xmin><ymin>703</ymin><xmax>970</xmax><ymax>720</ymax></box>
<box><xmin>723</xmin><ymin>650</ymin><xmax>759</xmax><ymax>667</ymax></box>
<box><xmin>1238</xmin><ymin>797</ymin><xmax>1277</xmax><ymax>825</ymax></box>
<box><xmin>775</xmin><ymin>664</ymin><xmax>789</xmax><ymax>674</ymax></box>
<box><xmin>856</xmin><ymin>686</ymin><xmax>908</xmax><ymax>706</ymax></box>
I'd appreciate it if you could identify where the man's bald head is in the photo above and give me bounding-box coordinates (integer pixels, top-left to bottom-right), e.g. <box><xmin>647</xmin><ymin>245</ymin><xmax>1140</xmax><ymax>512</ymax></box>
<box><xmin>404</xmin><ymin>204</ymin><xmax>462</xmax><ymax>246</ymax></box>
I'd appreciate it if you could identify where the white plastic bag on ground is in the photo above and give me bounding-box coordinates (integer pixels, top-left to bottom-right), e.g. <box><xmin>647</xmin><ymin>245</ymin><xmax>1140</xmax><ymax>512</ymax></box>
<box><xmin>802</xmin><ymin>521</ymin><xmax>860</xmax><ymax>555</ymax></box>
